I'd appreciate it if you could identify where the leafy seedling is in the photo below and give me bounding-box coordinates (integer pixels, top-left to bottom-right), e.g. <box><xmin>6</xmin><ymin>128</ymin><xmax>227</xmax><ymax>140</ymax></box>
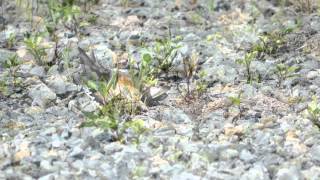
<box><xmin>153</xmin><ymin>38</ymin><xmax>181</xmax><ymax>77</ymax></box>
<box><xmin>307</xmin><ymin>96</ymin><xmax>320</xmax><ymax>128</ymax></box>
<box><xmin>236</xmin><ymin>51</ymin><xmax>257</xmax><ymax>83</ymax></box>
<box><xmin>6</xmin><ymin>33</ymin><xmax>17</xmax><ymax>50</ymax></box>
<box><xmin>274</xmin><ymin>63</ymin><xmax>298</xmax><ymax>87</ymax></box>
<box><xmin>24</xmin><ymin>32</ymin><xmax>47</xmax><ymax>66</ymax></box>
<box><xmin>183</xmin><ymin>52</ymin><xmax>198</xmax><ymax>97</ymax></box>
<box><xmin>195</xmin><ymin>70</ymin><xmax>208</xmax><ymax>97</ymax></box>
<box><xmin>228</xmin><ymin>92</ymin><xmax>245</xmax><ymax>123</ymax></box>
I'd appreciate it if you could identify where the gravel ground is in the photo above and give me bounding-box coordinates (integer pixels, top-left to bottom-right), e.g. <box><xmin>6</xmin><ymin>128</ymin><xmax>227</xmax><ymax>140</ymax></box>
<box><xmin>1</xmin><ymin>0</ymin><xmax>320</xmax><ymax>179</ymax></box>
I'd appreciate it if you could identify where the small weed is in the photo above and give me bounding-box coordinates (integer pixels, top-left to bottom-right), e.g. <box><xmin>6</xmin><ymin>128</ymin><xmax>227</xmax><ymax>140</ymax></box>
<box><xmin>47</xmin><ymin>0</ymin><xmax>81</xmax><ymax>35</ymax></box>
<box><xmin>3</xmin><ymin>55</ymin><xmax>21</xmax><ymax>69</ymax></box>
<box><xmin>228</xmin><ymin>91</ymin><xmax>246</xmax><ymax>122</ymax></box>
<box><xmin>251</xmin><ymin>30</ymin><xmax>290</xmax><ymax>59</ymax></box>
<box><xmin>24</xmin><ymin>32</ymin><xmax>47</xmax><ymax>66</ymax></box>
<box><xmin>195</xmin><ymin>70</ymin><xmax>208</xmax><ymax>97</ymax></box>
<box><xmin>274</xmin><ymin>63</ymin><xmax>298</xmax><ymax>87</ymax></box>
<box><xmin>0</xmin><ymin>80</ymin><xmax>8</xmax><ymax>96</ymax></box>
<box><xmin>236</xmin><ymin>51</ymin><xmax>257</xmax><ymax>83</ymax></box>
<box><xmin>83</xmin><ymin>66</ymin><xmax>147</xmax><ymax>142</ymax></box>
<box><xmin>183</xmin><ymin>52</ymin><xmax>199</xmax><ymax>97</ymax></box>
<box><xmin>120</xmin><ymin>0</ymin><xmax>129</xmax><ymax>7</ymax></box>
<box><xmin>129</xmin><ymin>52</ymin><xmax>157</xmax><ymax>93</ymax></box>
<box><xmin>307</xmin><ymin>96</ymin><xmax>320</xmax><ymax>128</ymax></box>
<box><xmin>290</xmin><ymin>0</ymin><xmax>317</xmax><ymax>13</ymax></box>
<box><xmin>6</xmin><ymin>33</ymin><xmax>17</xmax><ymax>50</ymax></box>
<box><xmin>152</xmin><ymin>38</ymin><xmax>181</xmax><ymax>77</ymax></box>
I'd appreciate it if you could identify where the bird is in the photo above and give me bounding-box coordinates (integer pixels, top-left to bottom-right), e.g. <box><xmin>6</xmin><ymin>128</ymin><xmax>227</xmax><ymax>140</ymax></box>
<box><xmin>175</xmin><ymin>0</ymin><xmax>198</xmax><ymax>10</ymax></box>
<box><xmin>77</xmin><ymin>47</ymin><xmax>167</xmax><ymax>106</ymax></box>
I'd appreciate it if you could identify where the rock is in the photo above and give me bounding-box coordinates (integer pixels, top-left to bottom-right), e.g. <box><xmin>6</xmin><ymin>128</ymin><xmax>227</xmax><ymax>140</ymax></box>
<box><xmin>29</xmin><ymin>66</ymin><xmax>46</xmax><ymax>77</ymax></box>
<box><xmin>220</xmin><ymin>148</ymin><xmax>239</xmax><ymax>160</ymax></box>
<box><xmin>99</xmin><ymin>163</ymin><xmax>117</xmax><ymax>179</ymax></box>
<box><xmin>0</xmin><ymin>49</ymin><xmax>16</xmax><ymax>64</ymax></box>
<box><xmin>162</xmin><ymin>108</ymin><xmax>191</xmax><ymax>124</ymax></box>
<box><xmin>51</xmin><ymin>135</ymin><xmax>64</xmax><ymax>148</ymax></box>
<box><xmin>241</xmin><ymin>84</ymin><xmax>257</xmax><ymax>98</ymax></box>
<box><xmin>310</xmin><ymin>145</ymin><xmax>320</xmax><ymax>162</ymax></box>
<box><xmin>204</xmin><ymin>144</ymin><xmax>229</xmax><ymax>162</ymax></box>
<box><xmin>69</xmin><ymin>146</ymin><xmax>84</xmax><ymax>159</ymax></box>
<box><xmin>47</xmin><ymin>75</ymin><xmax>78</xmax><ymax>95</ymax></box>
<box><xmin>224</xmin><ymin>124</ymin><xmax>244</xmax><ymax>136</ymax></box>
<box><xmin>306</xmin><ymin>70</ymin><xmax>318</xmax><ymax>80</ymax></box>
<box><xmin>17</xmin><ymin>64</ymin><xmax>33</xmax><ymax>77</ymax></box>
<box><xmin>275</xmin><ymin>166</ymin><xmax>302</xmax><ymax>180</ymax></box>
<box><xmin>14</xmin><ymin>141</ymin><xmax>31</xmax><ymax>161</ymax></box>
<box><xmin>91</xmin><ymin>43</ymin><xmax>117</xmax><ymax>69</ymax></box>
<box><xmin>38</xmin><ymin>173</ymin><xmax>56</xmax><ymax>180</ymax></box>
<box><xmin>302</xmin><ymin>166</ymin><xmax>320</xmax><ymax>180</ymax></box>
<box><xmin>240</xmin><ymin>164</ymin><xmax>270</xmax><ymax>180</ymax></box>
<box><xmin>239</xmin><ymin>149</ymin><xmax>256</xmax><ymax>163</ymax></box>
<box><xmin>28</xmin><ymin>83</ymin><xmax>57</xmax><ymax>107</ymax></box>
<box><xmin>172</xmin><ymin>172</ymin><xmax>201</xmax><ymax>180</ymax></box>
<box><xmin>206</xmin><ymin>64</ymin><xmax>237</xmax><ymax>84</ymax></box>
<box><xmin>77</xmin><ymin>96</ymin><xmax>100</xmax><ymax>113</ymax></box>
<box><xmin>40</xmin><ymin>159</ymin><xmax>56</xmax><ymax>171</ymax></box>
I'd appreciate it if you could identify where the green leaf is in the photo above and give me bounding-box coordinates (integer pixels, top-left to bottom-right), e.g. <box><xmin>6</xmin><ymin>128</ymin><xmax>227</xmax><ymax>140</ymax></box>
<box><xmin>142</xmin><ymin>53</ymin><xmax>152</xmax><ymax>64</ymax></box>
<box><xmin>86</xmin><ymin>80</ymin><xmax>98</xmax><ymax>91</ymax></box>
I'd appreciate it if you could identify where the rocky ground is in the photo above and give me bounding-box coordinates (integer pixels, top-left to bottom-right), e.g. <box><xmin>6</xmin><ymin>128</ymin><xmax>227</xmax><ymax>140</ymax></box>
<box><xmin>1</xmin><ymin>0</ymin><xmax>320</xmax><ymax>179</ymax></box>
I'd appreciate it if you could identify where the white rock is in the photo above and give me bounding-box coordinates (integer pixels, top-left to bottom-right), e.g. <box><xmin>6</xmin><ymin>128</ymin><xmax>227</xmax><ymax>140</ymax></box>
<box><xmin>240</xmin><ymin>164</ymin><xmax>270</xmax><ymax>180</ymax></box>
<box><xmin>275</xmin><ymin>166</ymin><xmax>302</xmax><ymax>180</ymax></box>
<box><xmin>28</xmin><ymin>83</ymin><xmax>56</xmax><ymax>107</ymax></box>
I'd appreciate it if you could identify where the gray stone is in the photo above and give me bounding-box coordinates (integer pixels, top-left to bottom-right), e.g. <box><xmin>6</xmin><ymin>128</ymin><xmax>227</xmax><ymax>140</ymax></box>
<box><xmin>163</xmin><ymin>108</ymin><xmax>191</xmax><ymax>124</ymax></box>
<box><xmin>17</xmin><ymin>64</ymin><xmax>33</xmax><ymax>77</ymax></box>
<box><xmin>220</xmin><ymin>148</ymin><xmax>239</xmax><ymax>160</ymax></box>
<box><xmin>28</xmin><ymin>83</ymin><xmax>56</xmax><ymax>107</ymax></box>
<box><xmin>78</xmin><ymin>96</ymin><xmax>100</xmax><ymax>113</ymax></box>
<box><xmin>310</xmin><ymin>145</ymin><xmax>320</xmax><ymax>162</ymax></box>
<box><xmin>206</xmin><ymin>64</ymin><xmax>237</xmax><ymax>84</ymax></box>
<box><xmin>307</xmin><ymin>71</ymin><xmax>318</xmax><ymax>80</ymax></box>
<box><xmin>241</xmin><ymin>84</ymin><xmax>257</xmax><ymax>98</ymax></box>
<box><xmin>38</xmin><ymin>173</ymin><xmax>56</xmax><ymax>180</ymax></box>
<box><xmin>172</xmin><ymin>172</ymin><xmax>201</xmax><ymax>180</ymax></box>
<box><xmin>302</xmin><ymin>166</ymin><xmax>320</xmax><ymax>180</ymax></box>
<box><xmin>91</xmin><ymin>43</ymin><xmax>115</xmax><ymax>70</ymax></box>
<box><xmin>47</xmin><ymin>75</ymin><xmax>78</xmax><ymax>95</ymax></box>
<box><xmin>29</xmin><ymin>66</ymin><xmax>46</xmax><ymax>77</ymax></box>
<box><xmin>240</xmin><ymin>165</ymin><xmax>270</xmax><ymax>180</ymax></box>
<box><xmin>40</xmin><ymin>159</ymin><xmax>56</xmax><ymax>171</ymax></box>
<box><xmin>0</xmin><ymin>49</ymin><xmax>16</xmax><ymax>64</ymax></box>
<box><xmin>275</xmin><ymin>166</ymin><xmax>302</xmax><ymax>180</ymax></box>
<box><xmin>239</xmin><ymin>149</ymin><xmax>256</xmax><ymax>163</ymax></box>
<box><xmin>69</xmin><ymin>146</ymin><xmax>84</xmax><ymax>159</ymax></box>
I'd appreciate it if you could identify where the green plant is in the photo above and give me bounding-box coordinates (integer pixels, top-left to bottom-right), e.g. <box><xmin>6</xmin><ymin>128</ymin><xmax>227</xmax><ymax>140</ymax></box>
<box><xmin>6</xmin><ymin>33</ymin><xmax>17</xmax><ymax>49</ymax></box>
<box><xmin>24</xmin><ymin>32</ymin><xmax>47</xmax><ymax>65</ymax></box>
<box><xmin>129</xmin><ymin>52</ymin><xmax>157</xmax><ymax>93</ymax></box>
<box><xmin>251</xmin><ymin>30</ymin><xmax>289</xmax><ymax>59</ymax></box>
<box><xmin>307</xmin><ymin>96</ymin><xmax>320</xmax><ymax>128</ymax></box>
<box><xmin>228</xmin><ymin>92</ymin><xmax>244</xmax><ymax>122</ymax></box>
<box><xmin>236</xmin><ymin>51</ymin><xmax>257</xmax><ymax>83</ymax></box>
<box><xmin>195</xmin><ymin>70</ymin><xmax>208</xmax><ymax>97</ymax></box>
<box><xmin>0</xmin><ymin>55</ymin><xmax>22</xmax><ymax>96</ymax></box>
<box><xmin>208</xmin><ymin>0</ymin><xmax>215</xmax><ymax>12</ymax></box>
<box><xmin>274</xmin><ymin>63</ymin><xmax>298</xmax><ymax>87</ymax></box>
<box><xmin>183</xmin><ymin>52</ymin><xmax>198</xmax><ymax>97</ymax></box>
<box><xmin>290</xmin><ymin>0</ymin><xmax>316</xmax><ymax>13</ymax></box>
<box><xmin>120</xmin><ymin>0</ymin><xmax>129</xmax><ymax>7</ymax></box>
<box><xmin>47</xmin><ymin>0</ymin><xmax>81</xmax><ymax>34</ymax></box>
<box><xmin>3</xmin><ymin>55</ymin><xmax>21</xmax><ymax>68</ymax></box>
<box><xmin>0</xmin><ymin>80</ymin><xmax>8</xmax><ymax>96</ymax></box>
<box><xmin>152</xmin><ymin>38</ymin><xmax>181</xmax><ymax>77</ymax></box>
